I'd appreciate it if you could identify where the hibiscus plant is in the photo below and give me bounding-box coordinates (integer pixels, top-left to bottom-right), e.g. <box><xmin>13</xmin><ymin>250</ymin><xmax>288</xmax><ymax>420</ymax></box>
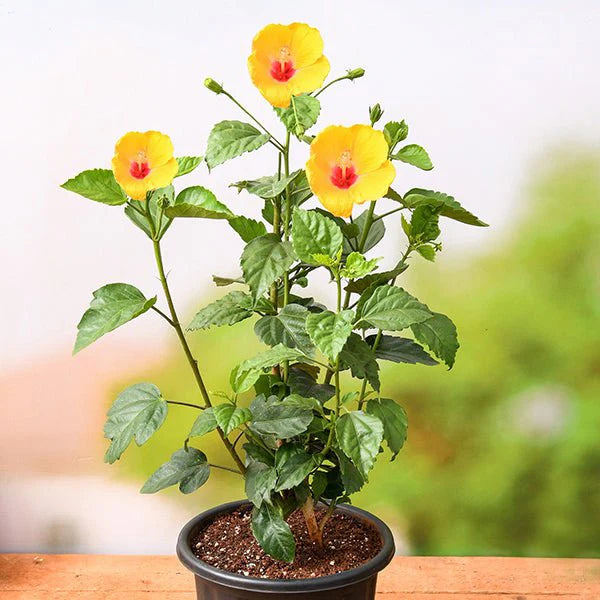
<box><xmin>62</xmin><ymin>22</ymin><xmax>487</xmax><ymax>562</ymax></box>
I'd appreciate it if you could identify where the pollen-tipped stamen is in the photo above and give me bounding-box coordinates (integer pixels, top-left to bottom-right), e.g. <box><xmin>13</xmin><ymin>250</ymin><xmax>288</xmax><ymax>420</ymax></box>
<box><xmin>279</xmin><ymin>46</ymin><xmax>291</xmax><ymax>69</ymax></box>
<box><xmin>340</xmin><ymin>151</ymin><xmax>352</xmax><ymax>178</ymax></box>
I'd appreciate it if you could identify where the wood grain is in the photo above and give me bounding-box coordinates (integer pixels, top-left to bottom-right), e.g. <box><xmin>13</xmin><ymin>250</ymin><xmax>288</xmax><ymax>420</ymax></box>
<box><xmin>1</xmin><ymin>554</ymin><xmax>599</xmax><ymax>599</ymax></box>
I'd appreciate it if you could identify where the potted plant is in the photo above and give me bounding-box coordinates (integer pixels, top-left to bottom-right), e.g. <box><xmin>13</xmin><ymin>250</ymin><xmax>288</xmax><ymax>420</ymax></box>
<box><xmin>62</xmin><ymin>21</ymin><xmax>487</xmax><ymax>600</ymax></box>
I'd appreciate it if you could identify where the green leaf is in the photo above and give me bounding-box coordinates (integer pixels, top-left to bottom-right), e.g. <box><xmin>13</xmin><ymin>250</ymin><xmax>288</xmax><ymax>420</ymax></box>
<box><xmin>187</xmin><ymin>291</ymin><xmax>254</xmax><ymax>331</ymax></box>
<box><xmin>306</xmin><ymin>310</ymin><xmax>354</xmax><ymax>361</ymax></box>
<box><xmin>275</xmin><ymin>444</ymin><xmax>317</xmax><ymax>491</ymax></box>
<box><xmin>292</xmin><ymin>208</ymin><xmax>343</xmax><ymax>266</ymax></box>
<box><xmin>250</xmin><ymin>395</ymin><xmax>314</xmax><ymax>438</ymax></box>
<box><xmin>340</xmin><ymin>333</ymin><xmax>380</xmax><ymax>391</ymax></box>
<box><xmin>241</xmin><ymin>234</ymin><xmax>296</xmax><ymax>302</ymax></box>
<box><xmin>231</xmin><ymin>170</ymin><xmax>301</xmax><ymax>199</ymax></box>
<box><xmin>61</xmin><ymin>169</ymin><xmax>127</xmax><ymax>205</ymax></box>
<box><xmin>384</xmin><ymin>187</ymin><xmax>404</xmax><ymax>203</ymax></box>
<box><xmin>175</xmin><ymin>156</ymin><xmax>203</xmax><ymax>177</ymax></box>
<box><xmin>334</xmin><ymin>449</ymin><xmax>365</xmax><ymax>495</ymax></box>
<box><xmin>251</xmin><ymin>502</ymin><xmax>295</xmax><ymax>562</ymax></box>
<box><xmin>229</xmin><ymin>216</ymin><xmax>268</xmax><ymax>243</ymax></box>
<box><xmin>254</xmin><ymin>304</ymin><xmax>314</xmax><ymax>354</ymax></box>
<box><xmin>212</xmin><ymin>275</ymin><xmax>243</xmax><ymax>287</ymax></box>
<box><xmin>366</xmin><ymin>334</ymin><xmax>438</xmax><ymax>366</ymax></box>
<box><xmin>288</xmin><ymin>366</ymin><xmax>335</xmax><ymax>402</ymax></box>
<box><xmin>104</xmin><ymin>383</ymin><xmax>167</xmax><ymax>464</ymax></box>
<box><xmin>344</xmin><ymin>264</ymin><xmax>408</xmax><ymax>295</ymax></box>
<box><xmin>335</xmin><ymin>411</ymin><xmax>384</xmax><ymax>479</ymax></box>
<box><xmin>213</xmin><ymin>403</ymin><xmax>251</xmax><ymax>436</ymax></box>
<box><xmin>283</xmin><ymin>393</ymin><xmax>323</xmax><ymax>413</ymax></box>
<box><xmin>74</xmin><ymin>283</ymin><xmax>156</xmax><ymax>353</ymax></box>
<box><xmin>403</xmin><ymin>188</ymin><xmax>488</xmax><ymax>227</ymax></box>
<box><xmin>383</xmin><ymin>120</ymin><xmax>408</xmax><ymax>149</ymax></box>
<box><xmin>243</xmin><ymin>442</ymin><xmax>275</xmax><ymax>466</ymax></box>
<box><xmin>231</xmin><ymin>345</ymin><xmax>305</xmax><ymax>393</ymax></box>
<box><xmin>245</xmin><ymin>460</ymin><xmax>277</xmax><ymax>507</ymax></box>
<box><xmin>343</xmin><ymin>209</ymin><xmax>385</xmax><ymax>254</ymax></box>
<box><xmin>366</xmin><ymin>398</ymin><xmax>408</xmax><ymax>458</ymax></box>
<box><xmin>206</xmin><ymin>120</ymin><xmax>270</xmax><ymax>169</ymax></box>
<box><xmin>411</xmin><ymin>313</ymin><xmax>459</xmax><ymax>368</ymax></box>
<box><xmin>392</xmin><ymin>144</ymin><xmax>433</xmax><ymax>170</ymax></box>
<box><xmin>124</xmin><ymin>186</ymin><xmax>173</xmax><ymax>240</ymax></box>
<box><xmin>411</xmin><ymin>205</ymin><xmax>441</xmax><ymax>242</ymax></box>
<box><xmin>311</xmin><ymin>471</ymin><xmax>329</xmax><ymax>500</ymax></box>
<box><xmin>140</xmin><ymin>447</ymin><xmax>209</xmax><ymax>494</ymax></box>
<box><xmin>289</xmin><ymin>170</ymin><xmax>313</xmax><ymax>206</ymax></box>
<box><xmin>188</xmin><ymin>408</ymin><xmax>218</xmax><ymax>438</ymax></box>
<box><xmin>275</xmin><ymin>94</ymin><xmax>321</xmax><ymax>135</ymax></box>
<box><xmin>340</xmin><ymin>252</ymin><xmax>379</xmax><ymax>279</ymax></box>
<box><xmin>417</xmin><ymin>245</ymin><xmax>436</xmax><ymax>261</ymax></box>
<box><xmin>165</xmin><ymin>186</ymin><xmax>234</xmax><ymax>219</ymax></box>
<box><xmin>356</xmin><ymin>285</ymin><xmax>432</xmax><ymax>331</ymax></box>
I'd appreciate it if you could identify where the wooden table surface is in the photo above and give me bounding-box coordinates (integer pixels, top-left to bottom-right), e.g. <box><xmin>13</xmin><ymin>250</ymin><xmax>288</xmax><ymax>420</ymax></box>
<box><xmin>1</xmin><ymin>554</ymin><xmax>599</xmax><ymax>599</ymax></box>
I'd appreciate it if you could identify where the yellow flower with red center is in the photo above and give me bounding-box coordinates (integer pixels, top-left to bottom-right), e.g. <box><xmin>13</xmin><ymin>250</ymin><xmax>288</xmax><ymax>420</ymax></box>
<box><xmin>247</xmin><ymin>23</ymin><xmax>330</xmax><ymax>108</ymax></box>
<box><xmin>111</xmin><ymin>131</ymin><xmax>178</xmax><ymax>200</ymax></box>
<box><xmin>306</xmin><ymin>125</ymin><xmax>396</xmax><ymax>218</ymax></box>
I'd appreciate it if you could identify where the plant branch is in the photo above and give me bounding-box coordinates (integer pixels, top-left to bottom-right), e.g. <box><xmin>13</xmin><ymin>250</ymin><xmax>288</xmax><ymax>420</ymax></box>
<box><xmin>151</xmin><ymin>305</ymin><xmax>175</xmax><ymax>326</ymax></box>
<box><xmin>221</xmin><ymin>90</ymin><xmax>285</xmax><ymax>152</ymax></box>
<box><xmin>167</xmin><ymin>400</ymin><xmax>205</xmax><ymax>410</ymax></box>
<box><xmin>373</xmin><ymin>206</ymin><xmax>403</xmax><ymax>221</ymax></box>
<box><xmin>209</xmin><ymin>463</ymin><xmax>243</xmax><ymax>475</ymax></box>
<box><xmin>145</xmin><ymin>200</ymin><xmax>246</xmax><ymax>474</ymax></box>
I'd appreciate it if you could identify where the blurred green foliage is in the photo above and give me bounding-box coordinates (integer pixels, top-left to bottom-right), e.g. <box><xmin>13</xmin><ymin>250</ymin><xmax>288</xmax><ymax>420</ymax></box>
<box><xmin>113</xmin><ymin>153</ymin><xmax>600</xmax><ymax>557</ymax></box>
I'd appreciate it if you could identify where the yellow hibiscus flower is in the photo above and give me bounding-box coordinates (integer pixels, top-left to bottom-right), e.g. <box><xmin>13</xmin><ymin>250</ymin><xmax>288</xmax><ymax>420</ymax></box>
<box><xmin>247</xmin><ymin>23</ymin><xmax>330</xmax><ymax>108</ymax></box>
<box><xmin>112</xmin><ymin>131</ymin><xmax>178</xmax><ymax>201</ymax></box>
<box><xmin>306</xmin><ymin>125</ymin><xmax>396</xmax><ymax>218</ymax></box>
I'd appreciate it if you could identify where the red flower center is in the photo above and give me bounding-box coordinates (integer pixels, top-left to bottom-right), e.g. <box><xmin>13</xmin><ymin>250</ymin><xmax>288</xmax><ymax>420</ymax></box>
<box><xmin>331</xmin><ymin>151</ymin><xmax>358</xmax><ymax>189</ymax></box>
<box><xmin>130</xmin><ymin>161</ymin><xmax>150</xmax><ymax>179</ymax></box>
<box><xmin>271</xmin><ymin>46</ymin><xmax>295</xmax><ymax>82</ymax></box>
<box><xmin>271</xmin><ymin>61</ymin><xmax>295</xmax><ymax>82</ymax></box>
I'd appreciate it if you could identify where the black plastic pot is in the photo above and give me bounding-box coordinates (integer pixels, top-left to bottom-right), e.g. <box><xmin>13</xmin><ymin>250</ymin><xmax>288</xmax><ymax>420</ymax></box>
<box><xmin>177</xmin><ymin>499</ymin><xmax>395</xmax><ymax>599</ymax></box>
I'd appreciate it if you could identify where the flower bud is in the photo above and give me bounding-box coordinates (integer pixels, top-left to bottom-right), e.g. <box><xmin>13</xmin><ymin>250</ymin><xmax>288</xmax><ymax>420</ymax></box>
<box><xmin>346</xmin><ymin>68</ymin><xmax>365</xmax><ymax>80</ymax></box>
<box><xmin>369</xmin><ymin>103</ymin><xmax>383</xmax><ymax>125</ymax></box>
<box><xmin>204</xmin><ymin>78</ymin><xmax>224</xmax><ymax>94</ymax></box>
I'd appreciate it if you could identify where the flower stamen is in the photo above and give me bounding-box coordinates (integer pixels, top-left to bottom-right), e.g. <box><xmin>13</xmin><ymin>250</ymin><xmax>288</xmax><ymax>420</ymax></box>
<box><xmin>330</xmin><ymin>150</ymin><xmax>358</xmax><ymax>189</ymax></box>
<box><xmin>270</xmin><ymin>46</ymin><xmax>296</xmax><ymax>82</ymax></box>
<box><xmin>130</xmin><ymin>151</ymin><xmax>150</xmax><ymax>180</ymax></box>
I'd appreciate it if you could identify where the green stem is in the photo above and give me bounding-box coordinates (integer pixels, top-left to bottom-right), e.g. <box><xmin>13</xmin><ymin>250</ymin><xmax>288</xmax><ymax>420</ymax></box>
<box><xmin>222</xmin><ymin>91</ymin><xmax>285</xmax><ymax>151</ymax></box>
<box><xmin>313</xmin><ymin>75</ymin><xmax>351</xmax><ymax>98</ymax></box>
<box><xmin>166</xmin><ymin>400</ymin><xmax>205</xmax><ymax>410</ymax></box>
<box><xmin>151</xmin><ymin>305</ymin><xmax>174</xmax><ymax>326</ymax></box>
<box><xmin>320</xmin><ymin>272</ymin><xmax>343</xmax><ymax>457</ymax></box>
<box><xmin>357</xmin><ymin>244</ymin><xmax>413</xmax><ymax>410</ymax></box>
<box><xmin>283</xmin><ymin>131</ymin><xmax>292</xmax><ymax>306</ymax></box>
<box><xmin>145</xmin><ymin>201</ymin><xmax>246</xmax><ymax>474</ymax></box>
<box><xmin>209</xmin><ymin>463</ymin><xmax>242</xmax><ymax>475</ymax></box>
<box><xmin>373</xmin><ymin>206</ymin><xmax>403</xmax><ymax>221</ymax></box>
<box><xmin>280</xmin><ymin>131</ymin><xmax>294</xmax><ymax>382</ymax></box>
<box><xmin>342</xmin><ymin>200</ymin><xmax>378</xmax><ymax>310</ymax></box>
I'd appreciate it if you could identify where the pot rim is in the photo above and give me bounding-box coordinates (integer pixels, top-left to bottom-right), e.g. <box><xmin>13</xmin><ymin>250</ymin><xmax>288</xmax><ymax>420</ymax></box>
<box><xmin>176</xmin><ymin>499</ymin><xmax>395</xmax><ymax>593</ymax></box>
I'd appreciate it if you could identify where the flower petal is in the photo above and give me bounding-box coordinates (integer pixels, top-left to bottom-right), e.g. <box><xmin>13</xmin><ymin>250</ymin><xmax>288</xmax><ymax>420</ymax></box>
<box><xmin>114</xmin><ymin>132</ymin><xmax>148</xmax><ymax>162</ymax></box>
<box><xmin>247</xmin><ymin>54</ymin><xmax>293</xmax><ymax>108</ymax></box>
<box><xmin>349</xmin><ymin>125</ymin><xmax>390</xmax><ymax>173</ymax></box>
<box><xmin>145</xmin><ymin>158</ymin><xmax>179</xmax><ymax>190</ymax></box>
<box><xmin>353</xmin><ymin>161</ymin><xmax>396</xmax><ymax>204</ymax></box>
<box><xmin>250</xmin><ymin>23</ymin><xmax>293</xmax><ymax>63</ymax></box>
<box><xmin>144</xmin><ymin>131</ymin><xmax>175</xmax><ymax>167</ymax></box>
<box><xmin>290</xmin><ymin>55</ymin><xmax>330</xmax><ymax>96</ymax></box>
<box><xmin>288</xmin><ymin>23</ymin><xmax>325</xmax><ymax>69</ymax></box>
<box><xmin>309</xmin><ymin>125</ymin><xmax>354</xmax><ymax>169</ymax></box>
